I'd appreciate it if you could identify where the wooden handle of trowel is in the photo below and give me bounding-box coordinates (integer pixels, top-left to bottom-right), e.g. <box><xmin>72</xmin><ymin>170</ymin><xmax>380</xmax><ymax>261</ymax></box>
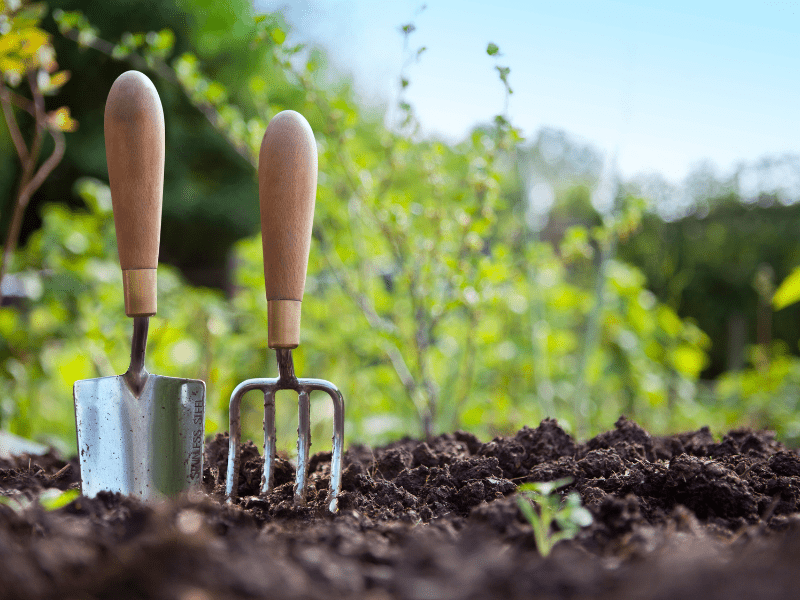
<box><xmin>104</xmin><ymin>70</ymin><xmax>165</xmax><ymax>317</ymax></box>
<box><xmin>259</xmin><ymin>110</ymin><xmax>318</xmax><ymax>349</ymax></box>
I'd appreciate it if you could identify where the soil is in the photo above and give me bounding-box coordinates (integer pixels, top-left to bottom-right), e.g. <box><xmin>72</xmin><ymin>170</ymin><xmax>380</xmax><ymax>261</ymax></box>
<box><xmin>2</xmin><ymin>416</ymin><xmax>800</xmax><ymax>599</ymax></box>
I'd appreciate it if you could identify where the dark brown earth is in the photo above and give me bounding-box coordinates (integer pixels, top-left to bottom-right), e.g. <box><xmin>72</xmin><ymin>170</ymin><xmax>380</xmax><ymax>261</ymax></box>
<box><xmin>2</xmin><ymin>416</ymin><xmax>800</xmax><ymax>599</ymax></box>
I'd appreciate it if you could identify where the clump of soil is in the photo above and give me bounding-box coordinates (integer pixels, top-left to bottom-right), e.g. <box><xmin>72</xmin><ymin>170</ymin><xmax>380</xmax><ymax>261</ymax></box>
<box><xmin>2</xmin><ymin>416</ymin><xmax>800</xmax><ymax>599</ymax></box>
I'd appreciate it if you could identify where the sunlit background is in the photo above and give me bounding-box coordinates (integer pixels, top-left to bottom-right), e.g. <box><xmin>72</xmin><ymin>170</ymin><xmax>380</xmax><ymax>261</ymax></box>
<box><xmin>1</xmin><ymin>0</ymin><xmax>800</xmax><ymax>458</ymax></box>
<box><xmin>262</xmin><ymin>0</ymin><xmax>800</xmax><ymax>214</ymax></box>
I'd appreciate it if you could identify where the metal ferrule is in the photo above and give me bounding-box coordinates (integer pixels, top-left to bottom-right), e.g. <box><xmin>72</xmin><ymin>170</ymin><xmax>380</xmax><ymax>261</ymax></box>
<box><xmin>267</xmin><ymin>299</ymin><xmax>302</xmax><ymax>348</ymax></box>
<box><xmin>122</xmin><ymin>268</ymin><xmax>157</xmax><ymax>317</ymax></box>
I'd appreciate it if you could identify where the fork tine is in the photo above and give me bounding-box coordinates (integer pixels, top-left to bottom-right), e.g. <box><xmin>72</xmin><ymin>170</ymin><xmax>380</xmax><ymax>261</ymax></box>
<box><xmin>294</xmin><ymin>389</ymin><xmax>311</xmax><ymax>504</ymax></box>
<box><xmin>323</xmin><ymin>383</ymin><xmax>345</xmax><ymax>513</ymax></box>
<box><xmin>225</xmin><ymin>382</ymin><xmax>245</xmax><ymax>502</ymax></box>
<box><xmin>226</xmin><ymin>375</ymin><xmax>342</xmax><ymax>513</ymax></box>
<box><xmin>261</xmin><ymin>389</ymin><xmax>277</xmax><ymax>495</ymax></box>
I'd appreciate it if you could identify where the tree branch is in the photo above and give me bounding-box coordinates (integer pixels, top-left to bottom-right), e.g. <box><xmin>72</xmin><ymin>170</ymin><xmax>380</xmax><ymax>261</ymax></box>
<box><xmin>6</xmin><ymin>89</ymin><xmax>36</xmax><ymax>115</ymax></box>
<box><xmin>0</xmin><ymin>116</ymin><xmax>66</xmax><ymax>305</ymax></box>
<box><xmin>315</xmin><ymin>227</ymin><xmax>397</xmax><ymax>336</ymax></box>
<box><xmin>0</xmin><ymin>87</ymin><xmax>29</xmax><ymax>163</ymax></box>
<box><xmin>58</xmin><ymin>27</ymin><xmax>256</xmax><ymax>168</ymax></box>
<box><xmin>21</xmin><ymin>128</ymin><xmax>66</xmax><ymax>206</ymax></box>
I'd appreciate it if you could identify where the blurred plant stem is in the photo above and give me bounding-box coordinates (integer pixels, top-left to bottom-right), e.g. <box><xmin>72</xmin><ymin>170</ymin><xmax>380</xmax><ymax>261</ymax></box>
<box><xmin>0</xmin><ymin>1</ymin><xmax>73</xmax><ymax>305</ymax></box>
<box><xmin>573</xmin><ymin>234</ymin><xmax>613</xmax><ymax>437</ymax></box>
<box><xmin>528</xmin><ymin>235</ymin><xmax>557</xmax><ymax>419</ymax></box>
<box><xmin>753</xmin><ymin>263</ymin><xmax>774</xmax><ymax>371</ymax></box>
<box><xmin>0</xmin><ymin>79</ymin><xmax>65</xmax><ymax>305</ymax></box>
<box><xmin>573</xmin><ymin>158</ymin><xmax>619</xmax><ymax>438</ymax></box>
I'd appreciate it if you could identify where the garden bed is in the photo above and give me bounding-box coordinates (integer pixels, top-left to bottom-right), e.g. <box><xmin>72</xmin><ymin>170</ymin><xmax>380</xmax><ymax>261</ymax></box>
<box><xmin>1</xmin><ymin>416</ymin><xmax>800</xmax><ymax>599</ymax></box>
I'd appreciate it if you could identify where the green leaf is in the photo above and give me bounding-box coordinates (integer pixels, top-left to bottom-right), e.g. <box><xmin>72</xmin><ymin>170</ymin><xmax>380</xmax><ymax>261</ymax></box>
<box><xmin>486</xmin><ymin>42</ymin><xmax>499</xmax><ymax>56</ymax></box>
<box><xmin>204</xmin><ymin>81</ymin><xmax>227</xmax><ymax>104</ymax></box>
<box><xmin>111</xmin><ymin>43</ymin><xmax>131</xmax><ymax>59</ymax></box>
<box><xmin>76</xmin><ymin>27</ymin><xmax>97</xmax><ymax>48</ymax></box>
<box><xmin>670</xmin><ymin>344</ymin><xmax>707</xmax><ymax>378</ymax></box>
<box><xmin>270</xmin><ymin>27</ymin><xmax>286</xmax><ymax>45</ymax></box>
<box><xmin>152</xmin><ymin>29</ymin><xmax>175</xmax><ymax>53</ymax></box>
<box><xmin>516</xmin><ymin>494</ymin><xmax>537</xmax><ymax>523</ymax></box>
<box><xmin>773</xmin><ymin>266</ymin><xmax>800</xmax><ymax>310</ymax></box>
<box><xmin>0</xmin><ymin>494</ymin><xmax>28</xmax><ymax>512</ymax></box>
<box><xmin>39</xmin><ymin>489</ymin><xmax>80</xmax><ymax>511</ymax></box>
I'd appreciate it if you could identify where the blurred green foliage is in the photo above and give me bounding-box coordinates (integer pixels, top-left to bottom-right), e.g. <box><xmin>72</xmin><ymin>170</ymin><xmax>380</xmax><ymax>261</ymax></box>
<box><xmin>0</xmin><ymin>1</ymin><xmax>718</xmax><ymax>453</ymax></box>
<box><xmin>715</xmin><ymin>345</ymin><xmax>800</xmax><ymax>443</ymax></box>
<box><xmin>0</xmin><ymin>0</ymin><xmax>76</xmax><ymax>302</ymax></box>
<box><xmin>773</xmin><ymin>267</ymin><xmax>800</xmax><ymax>311</ymax></box>
<box><xmin>1</xmin><ymin>1</ymin><xmax>799</xmax><ymax>455</ymax></box>
<box><xmin>3</xmin><ymin>0</ymin><xmax>296</xmax><ymax>287</ymax></box>
<box><xmin>618</xmin><ymin>197</ymin><xmax>800</xmax><ymax>377</ymax></box>
<box><xmin>0</xmin><ymin>173</ymin><xmax>716</xmax><ymax>452</ymax></box>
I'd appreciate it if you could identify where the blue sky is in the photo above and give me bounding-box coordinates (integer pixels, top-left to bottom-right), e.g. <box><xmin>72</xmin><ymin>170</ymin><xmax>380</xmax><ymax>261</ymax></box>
<box><xmin>258</xmin><ymin>0</ymin><xmax>799</xmax><ymax>183</ymax></box>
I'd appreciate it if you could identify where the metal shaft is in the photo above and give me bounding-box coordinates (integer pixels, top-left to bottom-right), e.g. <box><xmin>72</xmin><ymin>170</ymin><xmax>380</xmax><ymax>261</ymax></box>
<box><xmin>276</xmin><ymin>348</ymin><xmax>298</xmax><ymax>387</ymax></box>
<box><xmin>124</xmin><ymin>316</ymin><xmax>150</xmax><ymax>396</ymax></box>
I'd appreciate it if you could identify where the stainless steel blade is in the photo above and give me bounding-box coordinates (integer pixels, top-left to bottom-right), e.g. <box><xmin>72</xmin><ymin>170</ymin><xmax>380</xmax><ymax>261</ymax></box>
<box><xmin>73</xmin><ymin>374</ymin><xmax>205</xmax><ymax>500</ymax></box>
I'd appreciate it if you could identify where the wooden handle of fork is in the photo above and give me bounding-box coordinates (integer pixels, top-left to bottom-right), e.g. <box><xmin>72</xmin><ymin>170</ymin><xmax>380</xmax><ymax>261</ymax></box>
<box><xmin>259</xmin><ymin>110</ymin><xmax>318</xmax><ymax>349</ymax></box>
<box><xmin>104</xmin><ymin>70</ymin><xmax>165</xmax><ymax>317</ymax></box>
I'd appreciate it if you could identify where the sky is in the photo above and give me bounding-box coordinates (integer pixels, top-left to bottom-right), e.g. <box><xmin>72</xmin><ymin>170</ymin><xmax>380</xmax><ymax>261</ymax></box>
<box><xmin>256</xmin><ymin>0</ymin><xmax>799</xmax><ymax>184</ymax></box>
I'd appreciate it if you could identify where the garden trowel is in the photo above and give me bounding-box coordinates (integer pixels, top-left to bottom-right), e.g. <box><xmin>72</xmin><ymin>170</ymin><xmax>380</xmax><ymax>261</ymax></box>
<box><xmin>73</xmin><ymin>71</ymin><xmax>205</xmax><ymax>501</ymax></box>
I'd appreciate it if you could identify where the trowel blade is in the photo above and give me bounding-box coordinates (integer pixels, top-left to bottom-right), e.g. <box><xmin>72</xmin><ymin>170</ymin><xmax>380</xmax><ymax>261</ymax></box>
<box><xmin>73</xmin><ymin>374</ymin><xmax>205</xmax><ymax>501</ymax></box>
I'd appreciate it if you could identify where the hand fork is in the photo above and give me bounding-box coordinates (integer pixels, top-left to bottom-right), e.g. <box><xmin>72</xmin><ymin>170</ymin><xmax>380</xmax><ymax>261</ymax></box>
<box><xmin>225</xmin><ymin>111</ymin><xmax>344</xmax><ymax>513</ymax></box>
